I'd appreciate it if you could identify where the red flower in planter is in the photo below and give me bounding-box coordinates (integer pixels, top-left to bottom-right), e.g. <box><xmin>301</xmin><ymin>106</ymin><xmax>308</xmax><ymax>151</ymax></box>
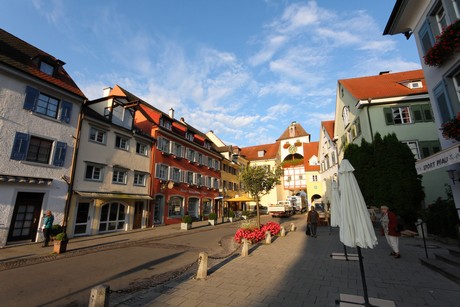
<box><xmin>441</xmin><ymin>112</ymin><xmax>460</xmax><ymax>141</ymax></box>
<box><xmin>424</xmin><ymin>20</ymin><xmax>460</xmax><ymax>67</ymax></box>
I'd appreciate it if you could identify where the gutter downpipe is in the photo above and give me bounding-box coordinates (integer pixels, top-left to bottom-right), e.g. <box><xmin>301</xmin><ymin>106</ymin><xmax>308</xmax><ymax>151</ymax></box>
<box><xmin>366</xmin><ymin>98</ymin><xmax>374</xmax><ymax>142</ymax></box>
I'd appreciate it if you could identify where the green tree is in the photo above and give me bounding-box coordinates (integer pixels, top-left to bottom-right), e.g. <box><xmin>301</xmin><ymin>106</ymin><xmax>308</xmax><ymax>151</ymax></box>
<box><xmin>239</xmin><ymin>165</ymin><xmax>283</xmax><ymax>227</ymax></box>
<box><xmin>344</xmin><ymin>133</ymin><xmax>424</xmax><ymax>226</ymax></box>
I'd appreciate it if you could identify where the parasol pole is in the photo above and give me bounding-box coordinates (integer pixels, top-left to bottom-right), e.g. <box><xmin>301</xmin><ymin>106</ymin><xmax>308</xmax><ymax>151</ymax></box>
<box><xmin>357</xmin><ymin>246</ymin><xmax>373</xmax><ymax>307</ymax></box>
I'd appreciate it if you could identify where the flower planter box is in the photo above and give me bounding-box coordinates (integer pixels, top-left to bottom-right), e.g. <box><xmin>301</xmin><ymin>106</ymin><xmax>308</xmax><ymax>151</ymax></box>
<box><xmin>181</xmin><ymin>222</ymin><xmax>192</xmax><ymax>230</ymax></box>
<box><xmin>229</xmin><ymin>217</ymin><xmax>234</xmax><ymax>223</ymax></box>
<box><xmin>208</xmin><ymin>219</ymin><xmax>216</xmax><ymax>226</ymax></box>
<box><xmin>53</xmin><ymin>240</ymin><xmax>68</xmax><ymax>254</ymax></box>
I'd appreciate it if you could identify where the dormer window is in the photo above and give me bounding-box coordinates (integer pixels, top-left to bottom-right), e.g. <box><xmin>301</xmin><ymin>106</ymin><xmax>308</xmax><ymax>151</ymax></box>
<box><xmin>204</xmin><ymin>141</ymin><xmax>211</xmax><ymax>149</ymax></box>
<box><xmin>186</xmin><ymin>131</ymin><xmax>194</xmax><ymax>141</ymax></box>
<box><xmin>39</xmin><ymin>61</ymin><xmax>54</xmax><ymax>76</ymax></box>
<box><xmin>160</xmin><ymin>118</ymin><xmax>172</xmax><ymax>130</ymax></box>
<box><xmin>400</xmin><ymin>80</ymin><xmax>423</xmax><ymax>89</ymax></box>
<box><xmin>257</xmin><ymin>150</ymin><xmax>265</xmax><ymax>158</ymax></box>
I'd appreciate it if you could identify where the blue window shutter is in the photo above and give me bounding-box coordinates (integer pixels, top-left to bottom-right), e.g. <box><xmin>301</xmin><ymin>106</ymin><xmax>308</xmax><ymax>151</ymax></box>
<box><xmin>23</xmin><ymin>86</ymin><xmax>39</xmax><ymax>111</ymax></box>
<box><xmin>60</xmin><ymin>101</ymin><xmax>73</xmax><ymax>123</ymax></box>
<box><xmin>10</xmin><ymin>132</ymin><xmax>30</xmax><ymax>160</ymax></box>
<box><xmin>53</xmin><ymin>142</ymin><xmax>67</xmax><ymax>167</ymax></box>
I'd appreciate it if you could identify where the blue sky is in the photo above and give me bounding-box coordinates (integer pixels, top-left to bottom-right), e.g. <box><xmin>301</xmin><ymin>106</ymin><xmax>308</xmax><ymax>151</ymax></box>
<box><xmin>1</xmin><ymin>0</ymin><xmax>421</xmax><ymax>147</ymax></box>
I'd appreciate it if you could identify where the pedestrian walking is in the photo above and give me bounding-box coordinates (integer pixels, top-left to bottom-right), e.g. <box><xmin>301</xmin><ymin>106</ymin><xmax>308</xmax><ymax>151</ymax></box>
<box><xmin>380</xmin><ymin>205</ymin><xmax>401</xmax><ymax>258</ymax></box>
<box><xmin>306</xmin><ymin>205</ymin><xmax>319</xmax><ymax>237</ymax></box>
<box><xmin>42</xmin><ymin>210</ymin><xmax>54</xmax><ymax>247</ymax></box>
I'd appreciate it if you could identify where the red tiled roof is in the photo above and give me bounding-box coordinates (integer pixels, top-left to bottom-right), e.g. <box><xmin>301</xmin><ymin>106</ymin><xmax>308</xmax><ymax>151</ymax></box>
<box><xmin>277</xmin><ymin>122</ymin><xmax>310</xmax><ymax>141</ymax></box>
<box><xmin>240</xmin><ymin>142</ymin><xmax>279</xmax><ymax>161</ymax></box>
<box><xmin>0</xmin><ymin>28</ymin><xmax>85</xmax><ymax>98</ymax></box>
<box><xmin>303</xmin><ymin>142</ymin><xmax>320</xmax><ymax>171</ymax></box>
<box><xmin>339</xmin><ymin>70</ymin><xmax>426</xmax><ymax>100</ymax></box>
<box><xmin>321</xmin><ymin>120</ymin><xmax>335</xmax><ymax>139</ymax></box>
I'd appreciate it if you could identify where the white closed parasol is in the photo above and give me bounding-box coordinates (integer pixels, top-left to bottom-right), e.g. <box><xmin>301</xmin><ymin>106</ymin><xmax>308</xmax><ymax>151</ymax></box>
<box><xmin>330</xmin><ymin>180</ymin><xmax>341</xmax><ymax>228</ymax></box>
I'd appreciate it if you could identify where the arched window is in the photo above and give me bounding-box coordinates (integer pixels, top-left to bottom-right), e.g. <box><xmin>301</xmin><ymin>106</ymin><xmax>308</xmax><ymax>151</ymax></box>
<box><xmin>99</xmin><ymin>202</ymin><xmax>126</xmax><ymax>232</ymax></box>
<box><xmin>168</xmin><ymin>196</ymin><xmax>183</xmax><ymax>218</ymax></box>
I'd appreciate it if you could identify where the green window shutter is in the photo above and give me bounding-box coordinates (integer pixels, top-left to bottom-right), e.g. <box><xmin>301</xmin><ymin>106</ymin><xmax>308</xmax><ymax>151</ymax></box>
<box><xmin>412</xmin><ymin>105</ymin><xmax>423</xmax><ymax>123</ymax></box>
<box><xmin>419</xmin><ymin>140</ymin><xmax>442</xmax><ymax>159</ymax></box>
<box><xmin>421</xmin><ymin>104</ymin><xmax>434</xmax><ymax>122</ymax></box>
<box><xmin>383</xmin><ymin>108</ymin><xmax>394</xmax><ymax>125</ymax></box>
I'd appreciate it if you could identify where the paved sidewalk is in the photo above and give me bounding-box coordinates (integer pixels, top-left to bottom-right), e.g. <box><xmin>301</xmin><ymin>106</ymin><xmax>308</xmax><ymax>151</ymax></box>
<box><xmin>0</xmin><ymin>219</ymin><xmax>220</xmax><ymax>270</ymax></box>
<box><xmin>113</xmin><ymin>221</ymin><xmax>460</xmax><ymax>307</ymax></box>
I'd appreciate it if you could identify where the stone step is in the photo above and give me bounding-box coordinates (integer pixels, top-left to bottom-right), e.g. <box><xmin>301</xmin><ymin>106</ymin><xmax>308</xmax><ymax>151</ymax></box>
<box><xmin>447</xmin><ymin>247</ymin><xmax>460</xmax><ymax>257</ymax></box>
<box><xmin>420</xmin><ymin>258</ymin><xmax>460</xmax><ymax>286</ymax></box>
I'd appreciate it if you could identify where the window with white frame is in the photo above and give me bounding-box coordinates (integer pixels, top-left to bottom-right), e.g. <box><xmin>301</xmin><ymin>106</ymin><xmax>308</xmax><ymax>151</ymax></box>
<box><xmin>403</xmin><ymin>141</ymin><xmax>421</xmax><ymax>160</ymax></box>
<box><xmin>173</xmin><ymin>142</ymin><xmax>183</xmax><ymax>157</ymax></box>
<box><xmin>197</xmin><ymin>153</ymin><xmax>203</xmax><ymax>164</ymax></box>
<box><xmin>186</xmin><ymin>171</ymin><xmax>194</xmax><ymax>184</ymax></box>
<box><xmin>435</xmin><ymin>4</ymin><xmax>448</xmax><ymax>32</ymax></box>
<box><xmin>159</xmin><ymin>118</ymin><xmax>172</xmax><ymax>130</ymax></box>
<box><xmin>158</xmin><ymin>137</ymin><xmax>171</xmax><ymax>153</ymax></box>
<box><xmin>187</xmin><ymin>148</ymin><xmax>195</xmax><ymax>161</ymax></box>
<box><xmin>392</xmin><ymin>107</ymin><xmax>412</xmax><ymax>124</ymax></box>
<box><xmin>213</xmin><ymin>159</ymin><xmax>220</xmax><ymax>170</ymax></box>
<box><xmin>112</xmin><ymin>169</ymin><xmax>127</xmax><ymax>184</ymax></box>
<box><xmin>170</xmin><ymin>167</ymin><xmax>181</xmax><ymax>182</ymax></box>
<box><xmin>257</xmin><ymin>150</ymin><xmax>265</xmax><ymax>157</ymax></box>
<box><xmin>26</xmin><ymin>136</ymin><xmax>53</xmax><ymax>164</ymax></box>
<box><xmin>155</xmin><ymin>164</ymin><xmax>169</xmax><ymax>180</ymax></box>
<box><xmin>196</xmin><ymin>173</ymin><xmax>203</xmax><ymax>186</ymax></box>
<box><xmin>85</xmin><ymin>163</ymin><xmax>104</xmax><ymax>181</ymax></box>
<box><xmin>136</xmin><ymin>142</ymin><xmax>148</xmax><ymax>156</ymax></box>
<box><xmin>186</xmin><ymin>131</ymin><xmax>194</xmax><ymax>141</ymax></box>
<box><xmin>133</xmin><ymin>172</ymin><xmax>147</xmax><ymax>186</ymax></box>
<box><xmin>89</xmin><ymin>127</ymin><xmax>107</xmax><ymax>144</ymax></box>
<box><xmin>115</xmin><ymin>135</ymin><xmax>129</xmax><ymax>151</ymax></box>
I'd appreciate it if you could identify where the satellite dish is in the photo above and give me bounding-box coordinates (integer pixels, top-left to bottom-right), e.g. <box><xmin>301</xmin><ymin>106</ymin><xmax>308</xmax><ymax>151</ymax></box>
<box><xmin>167</xmin><ymin>181</ymin><xmax>174</xmax><ymax>189</ymax></box>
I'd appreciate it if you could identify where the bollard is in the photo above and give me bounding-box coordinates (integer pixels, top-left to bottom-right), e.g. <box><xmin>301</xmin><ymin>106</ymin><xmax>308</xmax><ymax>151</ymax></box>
<box><xmin>241</xmin><ymin>238</ymin><xmax>249</xmax><ymax>257</ymax></box>
<box><xmin>88</xmin><ymin>284</ymin><xmax>110</xmax><ymax>307</ymax></box>
<box><xmin>265</xmin><ymin>231</ymin><xmax>272</xmax><ymax>244</ymax></box>
<box><xmin>280</xmin><ymin>226</ymin><xmax>286</xmax><ymax>237</ymax></box>
<box><xmin>196</xmin><ymin>252</ymin><xmax>208</xmax><ymax>280</ymax></box>
<box><xmin>290</xmin><ymin>223</ymin><xmax>296</xmax><ymax>231</ymax></box>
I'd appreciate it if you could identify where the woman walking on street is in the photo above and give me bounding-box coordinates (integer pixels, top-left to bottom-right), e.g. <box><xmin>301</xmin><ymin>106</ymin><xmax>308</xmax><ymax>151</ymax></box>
<box><xmin>307</xmin><ymin>205</ymin><xmax>319</xmax><ymax>238</ymax></box>
<box><xmin>42</xmin><ymin>210</ymin><xmax>54</xmax><ymax>247</ymax></box>
<box><xmin>380</xmin><ymin>205</ymin><xmax>401</xmax><ymax>258</ymax></box>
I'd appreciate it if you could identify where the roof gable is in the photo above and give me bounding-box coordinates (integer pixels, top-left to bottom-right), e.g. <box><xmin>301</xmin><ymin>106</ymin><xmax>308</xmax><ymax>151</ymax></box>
<box><xmin>240</xmin><ymin>142</ymin><xmax>279</xmax><ymax>161</ymax></box>
<box><xmin>303</xmin><ymin>142</ymin><xmax>320</xmax><ymax>171</ymax></box>
<box><xmin>0</xmin><ymin>28</ymin><xmax>85</xmax><ymax>98</ymax></box>
<box><xmin>321</xmin><ymin>120</ymin><xmax>335</xmax><ymax>139</ymax></box>
<box><xmin>339</xmin><ymin>70</ymin><xmax>426</xmax><ymax>100</ymax></box>
<box><xmin>277</xmin><ymin>122</ymin><xmax>310</xmax><ymax>141</ymax></box>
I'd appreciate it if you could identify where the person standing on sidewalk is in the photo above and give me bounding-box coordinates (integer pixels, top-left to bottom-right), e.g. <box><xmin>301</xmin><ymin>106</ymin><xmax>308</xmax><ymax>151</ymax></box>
<box><xmin>42</xmin><ymin>210</ymin><xmax>54</xmax><ymax>247</ymax></box>
<box><xmin>380</xmin><ymin>205</ymin><xmax>401</xmax><ymax>258</ymax></box>
<box><xmin>306</xmin><ymin>205</ymin><xmax>319</xmax><ymax>238</ymax></box>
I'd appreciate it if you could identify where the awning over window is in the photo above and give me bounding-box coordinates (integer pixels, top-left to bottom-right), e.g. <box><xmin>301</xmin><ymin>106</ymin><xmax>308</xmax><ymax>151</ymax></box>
<box><xmin>74</xmin><ymin>191</ymin><xmax>152</xmax><ymax>200</ymax></box>
<box><xmin>225</xmin><ymin>196</ymin><xmax>254</xmax><ymax>202</ymax></box>
<box><xmin>415</xmin><ymin>144</ymin><xmax>460</xmax><ymax>174</ymax></box>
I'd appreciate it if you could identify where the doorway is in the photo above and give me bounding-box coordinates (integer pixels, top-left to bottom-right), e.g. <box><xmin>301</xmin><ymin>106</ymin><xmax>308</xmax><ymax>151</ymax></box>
<box><xmin>133</xmin><ymin>201</ymin><xmax>144</xmax><ymax>229</ymax></box>
<box><xmin>154</xmin><ymin>195</ymin><xmax>164</xmax><ymax>225</ymax></box>
<box><xmin>74</xmin><ymin>202</ymin><xmax>91</xmax><ymax>236</ymax></box>
<box><xmin>8</xmin><ymin>192</ymin><xmax>44</xmax><ymax>242</ymax></box>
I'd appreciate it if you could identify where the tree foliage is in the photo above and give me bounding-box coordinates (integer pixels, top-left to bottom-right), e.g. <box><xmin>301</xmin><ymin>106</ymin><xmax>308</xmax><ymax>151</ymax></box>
<box><xmin>239</xmin><ymin>165</ymin><xmax>283</xmax><ymax>227</ymax></box>
<box><xmin>344</xmin><ymin>133</ymin><xmax>424</xmax><ymax>226</ymax></box>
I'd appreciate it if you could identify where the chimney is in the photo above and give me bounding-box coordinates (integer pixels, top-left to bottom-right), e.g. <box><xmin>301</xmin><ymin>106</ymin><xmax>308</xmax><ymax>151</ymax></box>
<box><xmin>180</xmin><ymin>117</ymin><xmax>185</xmax><ymax>123</ymax></box>
<box><xmin>169</xmin><ymin>108</ymin><xmax>174</xmax><ymax>118</ymax></box>
<box><xmin>103</xmin><ymin>87</ymin><xmax>112</xmax><ymax>97</ymax></box>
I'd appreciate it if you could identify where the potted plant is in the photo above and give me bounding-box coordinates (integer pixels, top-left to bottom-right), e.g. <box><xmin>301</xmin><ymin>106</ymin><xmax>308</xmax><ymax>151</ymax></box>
<box><xmin>208</xmin><ymin>212</ymin><xmax>217</xmax><ymax>226</ymax></box>
<box><xmin>242</xmin><ymin>210</ymin><xmax>250</xmax><ymax>220</ymax></box>
<box><xmin>181</xmin><ymin>215</ymin><xmax>192</xmax><ymax>230</ymax></box>
<box><xmin>53</xmin><ymin>232</ymin><xmax>68</xmax><ymax>254</ymax></box>
<box><xmin>440</xmin><ymin>112</ymin><xmax>460</xmax><ymax>141</ymax></box>
<box><xmin>424</xmin><ymin>19</ymin><xmax>460</xmax><ymax>67</ymax></box>
<box><xmin>50</xmin><ymin>224</ymin><xmax>63</xmax><ymax>241</ymax></box>
<box><xmin>228</xmin><ymin>210</ymin><xmax>235</xmax><ymax>222</ymax></box>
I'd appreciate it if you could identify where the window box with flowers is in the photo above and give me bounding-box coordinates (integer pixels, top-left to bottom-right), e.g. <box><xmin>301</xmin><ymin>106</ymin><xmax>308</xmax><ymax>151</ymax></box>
<box><xmin>440</xmin><ymin>112</ymin><xmax>460</xmax><ymax>141</ymax></box>
<box><xmin>424</xmin><ymin>19</ymin><xmax>460</xmax><ymax>67</ymax></box>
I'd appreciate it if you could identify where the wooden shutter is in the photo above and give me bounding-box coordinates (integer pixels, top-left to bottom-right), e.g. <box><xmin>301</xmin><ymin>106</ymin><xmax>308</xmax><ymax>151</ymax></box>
<box><xmin>383</xmin><ymin>108</ymin><xmax>394</xmax><ymax>125</ymax></box>
<box><xmin>412</xmin><ymin>105</ymin><xmax>423</xmax><ymax>122</ymax></box>
<box><xmin>421</xmin><ymin>104</ymin><xmax>434</xmax><ymax>121</ymax></box>
<box><xmin>60</xmin><ymin>101</ymin><xmax>73</xmax><ymax>123</ymax></box>
<box><xmin>23</xmin><ymin>86</ymin><xmax>39</xmax><ymax>111</ymax></box>
<box><xmin>10</xmin><ymin>132</ymin><xmax>30</xmax><ymax>160</ymax></box>
<box><xmin>53</xmin><ymin>142</ymin><xmax>67</xmax><ymax>166</ymax></box>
